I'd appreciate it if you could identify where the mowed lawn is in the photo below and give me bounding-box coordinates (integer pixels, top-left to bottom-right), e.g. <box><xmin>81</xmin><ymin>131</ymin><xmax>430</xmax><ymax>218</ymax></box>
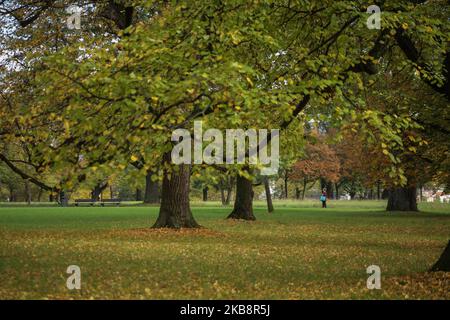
<box><xmin>0</xmin><ymin>200</ymin><xmax>449</xmax><ymax>299</ymax></box>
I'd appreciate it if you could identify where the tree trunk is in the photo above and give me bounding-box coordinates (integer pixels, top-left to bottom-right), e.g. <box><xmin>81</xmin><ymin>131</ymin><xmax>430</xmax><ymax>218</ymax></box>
<box><xmin>377</xmin><ymin>180</ymin><xmax>381</xmax><ymax>200</ymax></box>
<box><xmin>386</xmin><ymin>186</ymin><xmax>418</xmax><ymax>211</ymax></box>
<box><xmin>227</xmin><ymin>172</ymin><xmax>255</xmax><ymax>220</ymax></box>
<box><xmin>8</xmin><ymin>187</ymin><xmax>15</xmax><ymax>202</ymax></box>
<box><xmin>284</xmin><ymin>171</ymin><xmax>289</xmax><ymax>199</ymax></box>
<box><xmin>144</xmin><ymin>170</ymin><xmax>160</xmax><ymax>203</ymax></box>
<box><xmin>37</xmin><ymin>188</ymin><xmax>43</xmax><ymax>202</ymax></box>
<box><xmin>225</xmin><ymin>189</ymin><xmax>232</xmax><ymax>205</ymax></box>
<box><xmin>135</xmin><ymin>188</ymin><xmax>142</xmax><ymax>201</ymax></box>
<box><xmin>220</xmin><ymin>187</ymin><xmax>226</xmax><ymax>205</ymax></box>
<box><xmin>221</xmin><ymin>176</ymin><xmax>233</xmax><ymax>205</ymax></box>
<box><xmin>430</xmin><ymin>240</ymin><xmax>450</xmax><ymax>272</ymax></box>
<box><xmin>295</xmin><ymin>187</ymin><xmax>300</xmax><ymax>200</ymax></box>
<box><xmin>326</xmin><ymin>181</ymin><xmax>334</xmax><ymax>199</ymax></box>
<box><xmin>335</xmin><ymin>183</ymin><xmax>339</xmax><ymax>200</ymax></box>
<box><xmin>320</xmin><ymin>178</ymin><xmax>334</xmax><ymax>198</ymax></box>
<box><xmin>302</xmin><ymin>178</ymin><xmax>307</xmax><ymax>200</ymax></box>
<box><xmin>349</xmin><ymin>181</ymin><xmax>356</xmax><ymax>199</ymax></box>
<box><xmin>225</xmin><ymin>185</ymin><xmax>232</xmax><ymax>205</ymax></box>
<box><xmin>320</xmin><ymin>178</ymin><xmax>326</xmax><ymax>191</ymax></box>
<box><xmin>24</xmin><ymin>180</ymin><xmax>32</xmax><ymax>205</ymax></box>
<box><xmin>92</xmin><ymin>183</ymin><xmax>108</xmax><ymax>201</ymax></box>
<box><xmin>152</xmin><ymin>154</ymin><xmax>199</xmax><ymax>228</ymax></box>
<box><xmin>59</xmin><ymin>191</ymin><xmax>69</xmax><ymax>207</ymax></box>
<box><xmin>202</xmin><ymin>187</ymin><xmax>208</xmax><ymax>202</ymax></box>
<box><xmin>264</xmin><ymin>177</ymin><xmax>274</xmax><ymax>213</ymax></box>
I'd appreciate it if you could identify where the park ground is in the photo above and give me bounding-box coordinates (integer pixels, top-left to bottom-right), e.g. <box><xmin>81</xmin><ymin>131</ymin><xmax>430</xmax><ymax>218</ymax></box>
<box><xmin>0</xmin><ymin>200</ymin><xmax>449</xmax><ymax>299</ymax></box>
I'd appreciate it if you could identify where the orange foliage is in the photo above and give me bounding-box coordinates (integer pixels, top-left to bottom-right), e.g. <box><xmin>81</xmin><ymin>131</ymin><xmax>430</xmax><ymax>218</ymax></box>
<box><xmin>334</xmin><ymin>130</ymin><xmax>390</xmax><ymax>187</ymax></box>
<box><xmin>290</xmin><ymin>138</ymin><xmax>340</xmax><ymax>183</ymax></box>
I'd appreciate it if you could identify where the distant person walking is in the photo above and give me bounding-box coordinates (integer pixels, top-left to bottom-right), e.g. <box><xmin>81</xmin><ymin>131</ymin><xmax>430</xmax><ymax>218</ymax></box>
<box><xmin>320</xmin><ymin>189</ymin><xmax>327</xmax><ymax>208</ymax></box>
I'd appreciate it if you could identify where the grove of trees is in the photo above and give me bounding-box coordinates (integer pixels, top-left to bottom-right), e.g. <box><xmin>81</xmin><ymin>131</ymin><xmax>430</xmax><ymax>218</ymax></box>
<box><xmin>0</xmin><ymin>1</ymin><xmax>449</xmax><ymax>268</ymax></box>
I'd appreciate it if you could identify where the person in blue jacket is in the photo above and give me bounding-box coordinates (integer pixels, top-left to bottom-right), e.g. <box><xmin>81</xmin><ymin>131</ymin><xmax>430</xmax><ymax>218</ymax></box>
<box><xmin>320</xmin><ymin>189</ymin><xmax>327</xmax><ymax>208</ymax></box>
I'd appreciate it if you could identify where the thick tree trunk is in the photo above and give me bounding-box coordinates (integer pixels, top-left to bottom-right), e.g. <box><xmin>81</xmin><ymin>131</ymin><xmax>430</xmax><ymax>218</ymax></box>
<box><xmin>386</xmin><ymin>186</ymin><xmax>418</xmax><ymax>211</ymax></box>
<box><xmin>59</xmin><ymin>191</ymin><xmax>69</xmax><ymax>207</ymax></box>
<box><xmin>227</xmin><ymin>172</ymin><xmax>255</xmax><ymax>220</ymax></box>
<box><xmin>264</xmin><ymin>177</ymin><xmax>274</xmax><ymax>213</ymax></box>
<box><xmin>430</xmin><ymin>240</ymin><xmax>450</xmax><ymax>272</ymax></box>
<box><xmin>202</xmin><ymin>187</ymin><xmax>208</xmax><ymax>202</ymax></box>
<box><xmin>152</xmin><ymin>154</ymin><xmax>199</xmax><ymax>228</ymax></box>
<box><xmin>144</xmin><ymin>170</ymin><xmax>160</xmax><ymax>204</ymax></box>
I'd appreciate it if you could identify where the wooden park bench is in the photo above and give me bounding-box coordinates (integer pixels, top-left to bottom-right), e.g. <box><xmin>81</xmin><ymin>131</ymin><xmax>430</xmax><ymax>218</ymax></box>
<box><xmin>74</xmin><ymin>199</ymin><xmax>96</xmax><ymax>206</ymax></box>
<box><xmin>74</xmin><ymin>199</ymin><xmax>121</xmax><ymax>206</ymax></box>
<box><xmin>99</xmin><ymin>199</ymin><xmax>121</xmax><ymax>206</ymax></box>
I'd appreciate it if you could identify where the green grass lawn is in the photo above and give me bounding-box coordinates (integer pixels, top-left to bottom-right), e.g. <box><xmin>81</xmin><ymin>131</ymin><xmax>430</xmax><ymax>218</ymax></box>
<box><xmin>0</xmin><ymin>200</ymin><xmax>449</xmax><ymax>299</ymax></box>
